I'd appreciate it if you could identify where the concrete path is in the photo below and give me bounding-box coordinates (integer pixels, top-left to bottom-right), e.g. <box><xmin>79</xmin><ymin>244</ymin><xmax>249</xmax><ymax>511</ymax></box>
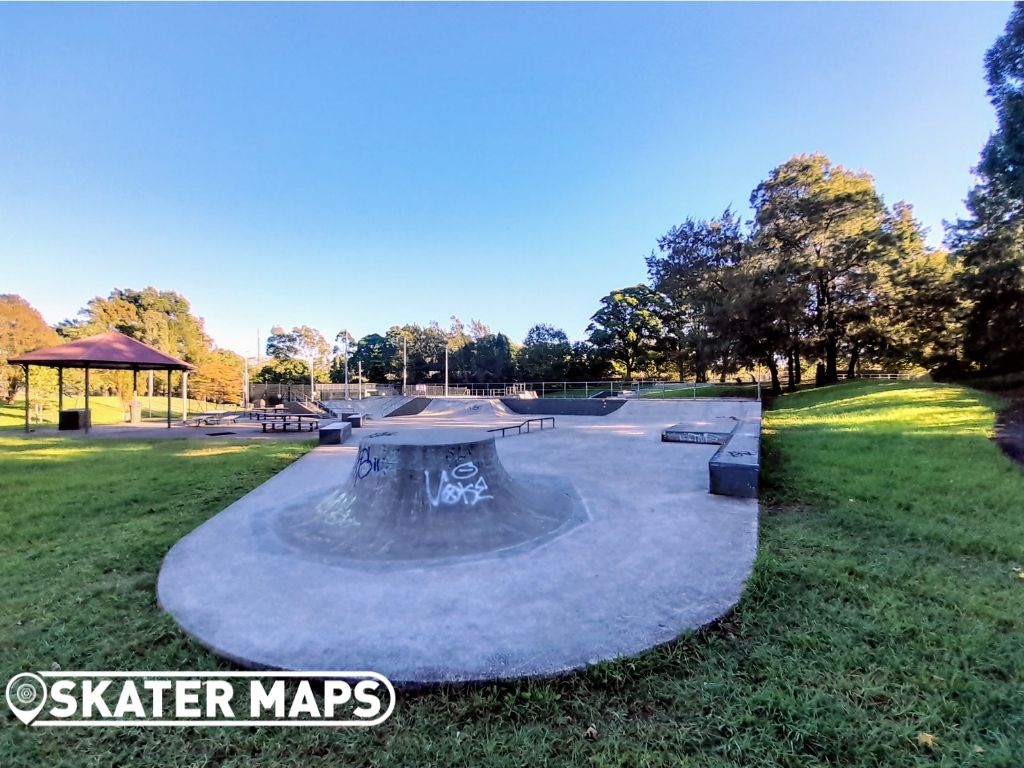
<box><xmin>158</xmin><ymin>398</ymin><xmax>761</xmax><ymax>684</ymax></box>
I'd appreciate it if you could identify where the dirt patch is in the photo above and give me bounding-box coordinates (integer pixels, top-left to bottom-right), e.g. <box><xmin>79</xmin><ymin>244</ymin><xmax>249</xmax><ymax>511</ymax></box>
<box><xmin>994</xmin><ymin>389</ymin><xmax>1024</xmax><ymax>467</ymax></box>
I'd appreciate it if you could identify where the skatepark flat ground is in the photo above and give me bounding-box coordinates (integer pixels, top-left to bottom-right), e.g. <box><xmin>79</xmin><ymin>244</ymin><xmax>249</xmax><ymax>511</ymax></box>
<box><xmin>158</xmin><ymin>397</ymin><xmax>762</xmax><ymax>684</ymax></box>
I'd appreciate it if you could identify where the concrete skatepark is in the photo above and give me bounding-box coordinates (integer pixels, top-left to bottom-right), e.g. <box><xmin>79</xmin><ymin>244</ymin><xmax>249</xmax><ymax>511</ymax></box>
<box><xmin>158</xmin><ymin>396</ymin><xmax>762</xmax><ymax>684</ymax></box>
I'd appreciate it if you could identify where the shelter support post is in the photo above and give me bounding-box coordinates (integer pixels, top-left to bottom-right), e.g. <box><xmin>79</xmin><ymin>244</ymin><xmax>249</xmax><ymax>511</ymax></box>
<box><xmin>84</xmin><ymin>366</ymin><xmax>90</xmax><ymax>433</ymax></box>
<box><xmin>182</xmin><ymin>371</ymin><xmax>188</xmax><ymax>421</ymax></box>
<box><xmin>23</xmin><ymin>364</ymin><xmax>29</xmax><ymax>433</ymax></box>
<box><xmin>58</xmin><ymin>367</ymin><xmax>63</xmax><ymax>412</ymax></box>
<box><xmin>167</xmin><ymin>369</ymin><xmax>172</xmax><ymax>429</ymax></box>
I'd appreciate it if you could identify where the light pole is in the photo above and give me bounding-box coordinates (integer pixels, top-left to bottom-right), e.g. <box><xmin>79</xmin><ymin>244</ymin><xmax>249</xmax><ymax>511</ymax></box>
<box><xmin>343</xmin><ymin>339</ymin><xmax>350</xmax><ymax>400</ymax></box>
<box><xmin>444</xmin><ymin>345</ymin><xmax>449</xmax><ymax>397</ymax></box>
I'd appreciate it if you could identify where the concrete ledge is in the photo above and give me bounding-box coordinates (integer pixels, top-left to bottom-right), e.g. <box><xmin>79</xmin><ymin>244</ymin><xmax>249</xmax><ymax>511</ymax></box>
<box><xmin>318</xmin><ymin>421</ymin><xmax>353</xmax><ymax>446</ymax></box>
<box><xmin>708</xmin><ymin>419</ymin><xmax>761</xmax><ymax>498</ymax></box>
<box><xmin>661</xmin><ymin>421</ymin><xmax>735</xmax><ymax>445</ymax></box>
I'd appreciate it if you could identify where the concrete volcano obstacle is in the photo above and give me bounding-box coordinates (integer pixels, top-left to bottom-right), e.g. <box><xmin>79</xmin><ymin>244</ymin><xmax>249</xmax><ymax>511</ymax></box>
<box><xmin>158</xmin><ymin>399</ymin><xmax>760</xmax><ymax>684</ymax></box>
<box><xmin>274</xmin><ymin>429</ymin><xmax>587</xmax><ymax>565</ymax></box>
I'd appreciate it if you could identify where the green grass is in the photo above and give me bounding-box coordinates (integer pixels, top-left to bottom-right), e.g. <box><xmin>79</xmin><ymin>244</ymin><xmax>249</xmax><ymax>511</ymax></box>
<box><xmin>1</xmin><ymin>381</ymin><xmax>1022</xmax><ymax>766</ymax></box>
<box><xmin>0</xmin><ymin>396</ymin><xmax>238</xmax><ymax>430</ymax></box>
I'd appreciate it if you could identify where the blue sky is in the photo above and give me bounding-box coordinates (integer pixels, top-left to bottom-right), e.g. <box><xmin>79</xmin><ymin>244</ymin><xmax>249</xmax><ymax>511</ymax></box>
<box><xmin>0</xmin><ymin>2</ymin><xmax>1012</xmax><ymax>356</ymax></box>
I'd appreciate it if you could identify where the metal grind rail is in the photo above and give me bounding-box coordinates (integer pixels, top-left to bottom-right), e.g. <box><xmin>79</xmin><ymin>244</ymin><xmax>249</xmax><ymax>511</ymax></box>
<box><xmin>488</xmin><ymin>417</ymin><xmax>555</xmax><ymax>438</ymax></box>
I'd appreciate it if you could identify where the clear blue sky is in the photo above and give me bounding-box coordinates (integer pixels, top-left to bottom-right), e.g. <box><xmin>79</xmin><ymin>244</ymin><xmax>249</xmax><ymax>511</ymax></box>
<box><xmin>0</xmin><ymin>2</ymin><xmax>1012</xmax><ymax>356</ymax></box>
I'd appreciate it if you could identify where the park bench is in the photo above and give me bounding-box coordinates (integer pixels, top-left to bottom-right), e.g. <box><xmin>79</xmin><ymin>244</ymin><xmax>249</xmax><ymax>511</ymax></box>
<box><xmin>260</xmin><ymin>414</ymin><xmax>320</xmax><ymax>432</ymax></box>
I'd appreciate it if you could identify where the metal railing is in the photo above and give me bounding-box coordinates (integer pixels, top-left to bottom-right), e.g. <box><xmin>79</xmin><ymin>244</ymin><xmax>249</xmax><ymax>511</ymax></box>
<box><xmin>487</xmin><ymin>417</ymin><xmax>555</xmax><ymax>438</ymax></box>
<box><xmin>249</xmin><ymin>371</ymin><xmax>919</xmax><ymax>404</ymax></box>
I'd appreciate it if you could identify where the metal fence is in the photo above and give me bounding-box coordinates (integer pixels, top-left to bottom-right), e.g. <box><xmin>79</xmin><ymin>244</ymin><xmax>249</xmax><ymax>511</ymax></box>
<box><xmin>248</xmin><ymin>372</ymin><xmax>920</xmax><ymax>404</ymax></box>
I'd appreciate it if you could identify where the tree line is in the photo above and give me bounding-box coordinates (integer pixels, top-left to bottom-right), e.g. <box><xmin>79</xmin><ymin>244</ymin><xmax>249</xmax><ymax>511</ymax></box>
<box><xmin>252</xmin><ymin>320</ymin><xmax>611</xmax><ymax>388</ymax></box>
<box><xmin>581</xmin><ymin>5</ymin><xmax>1024</xmax><ymax>394</ymax></box>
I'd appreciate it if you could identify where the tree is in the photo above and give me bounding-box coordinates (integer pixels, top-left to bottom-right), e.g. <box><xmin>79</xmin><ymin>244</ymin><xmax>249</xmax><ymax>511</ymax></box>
<box><xmin>564</xmin><ymin>341</ymin><xmax>611</xmax><ymax>380</ymax></box>
<box><xmin>944</xmin><ymin>5</ymin><xmax>1024</xmax><ymax>373</ymax></box>
<box><xmin>587</xmin><ymin>286</ymin><xmax>667</xmax><ymax>380</ymax></box>
<box><xmin>647</xmin><ymin>210</ymin><xmax>744</xmax><ymax>382</ymax></box>
<box><xmin>329</xmin><ymin>329</ymin><xmax>357</xmax><ymax>386</ymax></box>
<box><xmin>947</xmin><ymin>175</ymin><xmax>1024</xmax><ymax>372</ymax></box>
<box><xmin>62</xmin><ymin>287</ymin><xmax>211</xmax><ymax>364</ymax></box>
<box><xmin>348</xmin><ymin>333</ymin><xmax>398</xmax><ymax>382</ymax></box>
<box><xmin>518</xmin><ymin>324</ymin><xmax>570</xmax><ymax>381</ymax></box>
<box><xmin>0</xmin><ymin>295</ymin><xmax>60</xmax><ymax>402</ymax></box>
<box><xmin>468</xmin><ymin>334</ymin><xmax>517</xmax><ymax>382</ymax></box>
<box><xmin>56</xmin><ymin>287</ymin><xmax>214</xmax><ymax>401</ymax></box>
<box><xmin>868</xmin><ymin>203</ymin><xmax>964</xmax><ymax>373</ymax></box>
<box><xmin>266</xmin><ymin>326</ymin><xmax>300</xmax><ymax>361</ymax></box>
<box><xmin>190</xmin><ymin>349</ymin><xmax>245</xmax><ymax>404</ymax></box>
<box><xmin>750</xmin><ymin>154</ymin><xmax>892</xmax><ymax>383</ymax></box>
<box><xmin>265</xmin><ymin>325</ymin><xmax>331</xmax><ymax>389</ymax></box>
<box><xmin>978</xmin><ymin>2</ymin><xmax>1024</xmax><ymax>204</ymax></box>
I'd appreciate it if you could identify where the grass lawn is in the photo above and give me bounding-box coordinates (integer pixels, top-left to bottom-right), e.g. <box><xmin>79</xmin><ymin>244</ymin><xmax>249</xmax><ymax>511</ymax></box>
<box><xmin>1</xmin><ymin>380</ymin><xmax>1022</xmax><ymax>766</ymax></box>
<box><xmin>0</xmin><ymin>396</ymin><xmax>239</xmax><ymax>430</ymax></box>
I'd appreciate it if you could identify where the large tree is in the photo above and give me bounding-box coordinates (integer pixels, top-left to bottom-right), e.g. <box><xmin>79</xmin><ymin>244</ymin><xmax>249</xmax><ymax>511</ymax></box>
<box><xmin>978</xmin><ymin>2</ymin><xmax>1024</xmax><ymax>203</ymax></box>
<box><xmin>647</xmin><ymin>210</ymin><xmax>744</xmax><ymax>382</ymax></box>
<box><xmin>947</xmin><ymin>175</ymin><xmax>1024</xmax><ymax>372</ymax></box>
<box><xmin>266</xmin><ymin>325</ymin><xmax>331</xmax><ymax>388</ymax></box>
<box><xmin>60</xmin><ymin>287</ymin><xmax>211</xmax><ymax>364</ymax></box>
<box><xmin>945</xmin><ymin>4</ymin><xmax>1024</xmax><ymax>373</ymax></box>
<box><xmin>587</xmin><ymin>285</ymin><xmax>667</xmax><ymax>380</ymax></box>
<box><xmin>518</xmin><ymin>324</ymin><xmax>571</xmax><ymax>381</ymax></box>
<box><xmin>348</xmin><ymin>333</ymin><xmax>398</xmax><ymax>382</ymax></box>
<box><xmin>0</xmin><ymin>295</ymin><xmax>60</xmax><ymax>402</ymax></box>
<box><xmin>189</xmin><ymin>348</ymin><xmax>245</xmax><ymax>405</ymax></box>
<box><xmin>750</xmin><ymin>154</ymin><xmax>892</xmax><ymax>384</ymax></box>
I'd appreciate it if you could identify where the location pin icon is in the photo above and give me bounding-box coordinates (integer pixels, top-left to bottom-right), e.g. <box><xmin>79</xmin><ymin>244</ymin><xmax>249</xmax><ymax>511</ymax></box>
<box><xmin>5</xmin><ymin>673</ymin><xmax>48</xmax><ymax>725</ymax></box>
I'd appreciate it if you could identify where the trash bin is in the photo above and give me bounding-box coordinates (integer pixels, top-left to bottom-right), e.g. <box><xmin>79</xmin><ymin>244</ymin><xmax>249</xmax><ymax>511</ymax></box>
<box><xmin>59</xmin><ymin>409</ymin><xmax>91</xmax><ymax>431</ymax></box>
<box><xmin>129</xmin><ymin>400</ymin><xmax>142</xmax><ymax>424</ymax></box>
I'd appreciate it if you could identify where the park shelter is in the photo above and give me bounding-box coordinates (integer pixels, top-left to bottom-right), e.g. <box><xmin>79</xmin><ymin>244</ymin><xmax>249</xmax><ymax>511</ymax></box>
<box><xmin>8</xmin><ymin>331</ymin><xmax>195</xmax><ymax>432</ymax></box>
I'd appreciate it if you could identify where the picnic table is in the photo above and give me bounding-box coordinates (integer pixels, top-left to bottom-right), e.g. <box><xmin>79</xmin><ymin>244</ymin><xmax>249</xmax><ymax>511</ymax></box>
<box><xmin>247</xmin><ymin>406</ymin><xmax>286</xmax><ymax>421</ymax></box>
<box><xmin>260</xmin><ymin>413</ymin><xmax>320</xmax><ymax>432</ymax></box>
<box><xmin>184</xmin><ymin>412</ymin><xmax>241</xmax><ymax>427</ymax></box>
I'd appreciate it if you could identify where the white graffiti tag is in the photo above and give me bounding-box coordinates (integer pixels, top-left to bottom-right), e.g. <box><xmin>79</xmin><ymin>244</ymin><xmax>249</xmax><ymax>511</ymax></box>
<box><xmin>424</xmin><ymin>461</ymin><xmax>494</xmax><ymax>507</ymax></box>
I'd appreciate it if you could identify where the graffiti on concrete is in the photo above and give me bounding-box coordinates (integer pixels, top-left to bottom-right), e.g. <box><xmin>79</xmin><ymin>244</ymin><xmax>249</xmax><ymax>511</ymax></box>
<box><xmin>355</xmin><ymin>446</ymin><xmax>396</xmax><ymax>480</ymax></box>
<box><xmin>424</xmin><ymin>461</ymin><xmax>494</xmax><ymax>507</ymax></box>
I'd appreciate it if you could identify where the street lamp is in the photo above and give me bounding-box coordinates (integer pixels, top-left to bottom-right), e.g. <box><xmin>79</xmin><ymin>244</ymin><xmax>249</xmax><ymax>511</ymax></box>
<box><xmin>342</xmin><ymin>339</ymin><xmax>350</xmax><ymax>400</ymax></box>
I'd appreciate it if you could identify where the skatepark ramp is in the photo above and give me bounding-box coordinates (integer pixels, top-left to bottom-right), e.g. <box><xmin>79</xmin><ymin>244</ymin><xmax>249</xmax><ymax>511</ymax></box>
<box><xmin>500</xmin><ymin>397</ymin><xmax>626</xmax><ymax>416</ymax></box>
<box><xmin>385</xmin><ymin>397</ymin><xmax>432</xmax><ymax>417</ymax></box>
